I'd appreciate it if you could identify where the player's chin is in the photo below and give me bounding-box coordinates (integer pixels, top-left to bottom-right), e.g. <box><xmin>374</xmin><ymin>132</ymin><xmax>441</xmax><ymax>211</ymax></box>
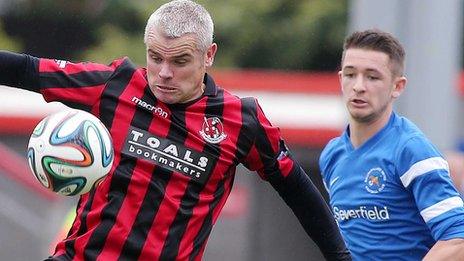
<box><xmin>349</xmin><ymin>110</ymin><xmax>373</xmax><ymax>123</ymax></box>
<box><xmin>158</xmin><ymin>97</ymin><xmax>178</xmax><ymax>104</ymax></box>
<box><xmin>348</xmin><ymin>107</ymin><xmax>364</xmax><ymax>116</ymax></box>
<box><xmin>153</xmin><ymin>91</ymin><xmax>178</xmax><ymax>104</ymax></box>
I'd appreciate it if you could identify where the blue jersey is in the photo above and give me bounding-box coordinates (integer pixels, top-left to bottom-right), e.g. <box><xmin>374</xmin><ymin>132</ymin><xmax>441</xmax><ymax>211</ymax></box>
<box><xmin>319</xmin><ymin>112</ymin><xmax>464</xmax><ymax>260</ymax></box>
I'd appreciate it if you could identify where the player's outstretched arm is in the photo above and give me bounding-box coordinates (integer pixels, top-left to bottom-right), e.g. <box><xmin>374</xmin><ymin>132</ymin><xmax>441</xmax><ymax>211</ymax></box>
<box><xmin>268</xmin><ymin>165</ymin><xmax>352</xmax><ymax>261</ymax></box>
<box><xmin>0</xmin><ymin>49</ymin><xmax>119</xmax><ymax>107</ymax></box>
<box><xmin>0</xmin><ymin>50</ymin><xmax>36</xmax><ymax>88</ymax></box>
<box><xmin>423</xmin><ymin>238</ymin><xmax>464</xmax><ymax>260</ymax></box>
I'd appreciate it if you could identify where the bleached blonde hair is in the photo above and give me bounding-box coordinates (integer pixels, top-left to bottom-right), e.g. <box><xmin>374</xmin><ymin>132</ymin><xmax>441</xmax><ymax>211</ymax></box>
<box><xmin>144</xmin><ymin>0</ymin><xmax>214</xmax><ymax>53</ymax></box>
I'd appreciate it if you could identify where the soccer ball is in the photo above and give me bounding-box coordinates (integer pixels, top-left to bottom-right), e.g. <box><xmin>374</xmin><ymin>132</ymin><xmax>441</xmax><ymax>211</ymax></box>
<box><xmin>27</xmin><ymin>109</ymin><xmax>114</xmax><ymax>196</ymax></box>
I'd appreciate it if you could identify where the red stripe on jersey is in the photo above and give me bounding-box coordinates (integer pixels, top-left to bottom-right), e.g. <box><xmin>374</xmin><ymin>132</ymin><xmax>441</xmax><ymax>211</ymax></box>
<box><xmin>91</xmin><ymin>98</ymin><xmax>102</xmax><ymax>118</ymax></box>
<box><xmin>194</xmin><ymin>172</ymin><xmax>235</xmax><ymax>260</ymax></box>
<box><xmin>52</xmin><ymin>194</ymin><xmax>89</xmax><ymax>257</ymax></box>
<box><xmin>178</xmin><ymin>93</ymin><xmax>243</xmax><ymax>259</ymax></box>
<box><xmin>39</xmin><ymin>58</ymin><xmax>119</xmax><ymax>74</ymax></box>
<box><xmin>174</xmin><ymin>97</ymin><xmax>214</xmax><ymax>259</ymax></box>
<box><xmin>69</xmin><ymin>162</ymin><xmax>119</xmax><ymax>260</ymax></box>
<box><xmin>71</xmin><ymin>174</ymin><xmax>112</xmax><ymax>260</ymax></box>
<box><xmin>70</xmin><ymin>72</ymin><xmax>144</xmax><ymax>261</ymax></box>
<box><xmin>255</xmin><ymin>100</ymin><xmax>280</xmax><ymax>153</ymax></box>
<box><xmin>245</xmin><ymin>145</ymin><xmax>266</xmax><ymax>179</ymax></box>
<box><xmin>245</xmin><ymin>98</ymin><xmax>295</xmax><ymax>178</ymax></box>
<box><xmin>96</xmin><ymin>160</ymin><xmax>155</xmax><ymax>261</ymax></box>
<box><xmin>139</xmin><ymin>124</ymin><xmax>188</xmax><ymax>260</ymax></box>
<box><xmin>41</xmin><ymin>85</ymin><xmax>105</xmax><ymax>106</ymax></box>
<box><xmin>277</xmin><ymin>155</ymin><xmax>295</xmax><ymax>178</ymax></box>
<box><xmin>139</xmin><ymin>98</ymin><xmax>209</xmax><ymax>260</ymax></box>
<box><xmin>139</xmin><ymin>169</ymin><xmax>191</xmax><ymax>260</ymax></box>
<box><xmin>103</xmin><ymin>102</ymin><xmax>173</xmax><ymax>260</ymax></box>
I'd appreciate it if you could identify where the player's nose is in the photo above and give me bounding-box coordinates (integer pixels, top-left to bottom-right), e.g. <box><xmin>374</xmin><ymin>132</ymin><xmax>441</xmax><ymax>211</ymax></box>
<box><xmin>352</xmin><ymin>76</ymin><xmax>366</xmax><ymax>92</ymax></box>
<box><xmin>158</xmin><ymin>63</ymin><xmax>173</xmax><ymax>79</ymax></box>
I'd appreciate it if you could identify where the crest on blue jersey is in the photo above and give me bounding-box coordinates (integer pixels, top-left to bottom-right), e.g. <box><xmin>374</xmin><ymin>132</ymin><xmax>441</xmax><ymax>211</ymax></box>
<box><xmin>364</xmin><ymin>167</ymin><xmax>386</xmax><ymax>193</ymax></box>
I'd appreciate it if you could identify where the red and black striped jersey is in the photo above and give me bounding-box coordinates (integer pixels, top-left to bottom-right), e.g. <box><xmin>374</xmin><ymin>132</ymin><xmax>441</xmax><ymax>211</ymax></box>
<box><xmin>1</xmin><ymin>52</ymin><xmax>350</xmax><ymax>261</ymax></box>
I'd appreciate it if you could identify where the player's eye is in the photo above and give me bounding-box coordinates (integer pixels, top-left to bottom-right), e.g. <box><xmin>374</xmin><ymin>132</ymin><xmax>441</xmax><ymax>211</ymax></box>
<box><xmin>150</xmin><ymin>55</ymin><xmax>162</xmax><ymax>63</ymax></box>
<box><xmin>343</xmin><ymin>72</ymin><xmax>355</xmax><ymax>78</ymax></box>
<box><xmin>174</xmin><ymin>59</ymin><xmax>188</xmax><ymax>65</ymax></box>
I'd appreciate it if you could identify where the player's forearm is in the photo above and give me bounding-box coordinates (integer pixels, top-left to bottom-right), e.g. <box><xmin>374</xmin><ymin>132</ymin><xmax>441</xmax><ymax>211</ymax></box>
<box><xmin>269</xmin><ymin>164</ymin><xmax>351</xmax><ymax>260</ymax></box>
<box><xmin>423</xmin><ymin>238</ymin><xmax>464</xmax><ymax>260</ymax></box>
<box><xmin>0</xmin><ymin>50</ymin><xmax>37</xmax><ymax>89</ymax></box>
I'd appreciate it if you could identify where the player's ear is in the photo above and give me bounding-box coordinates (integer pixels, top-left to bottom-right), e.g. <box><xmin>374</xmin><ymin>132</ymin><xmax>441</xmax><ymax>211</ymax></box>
<box><xmin>205</xmin><ymin>43</ymin><xmax>217</xmax><ymax>67</ymax></box>
<box><xmin>392</xmin><ymin>76</ymin><xmax>406</xmax><ymax>99</ymax></box>
<box><xmin>338</xmin><ymin>70</ymin><xmax>343</xmax><ymax>92</ymax></box>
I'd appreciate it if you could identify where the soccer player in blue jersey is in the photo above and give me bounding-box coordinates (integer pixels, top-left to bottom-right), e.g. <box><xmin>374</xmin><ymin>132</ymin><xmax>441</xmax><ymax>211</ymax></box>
<box><xmin>319</xmin><ymin>29</ymin><xmax>464</xmax><ymax>260</ymax></box>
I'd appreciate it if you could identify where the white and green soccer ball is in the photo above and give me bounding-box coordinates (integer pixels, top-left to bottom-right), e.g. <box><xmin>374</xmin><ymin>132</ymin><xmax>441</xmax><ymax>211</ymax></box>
<box><xmin>27</xmin><ymin>109</ymin><xmax>114</xmax><ymax>196</ymax></box>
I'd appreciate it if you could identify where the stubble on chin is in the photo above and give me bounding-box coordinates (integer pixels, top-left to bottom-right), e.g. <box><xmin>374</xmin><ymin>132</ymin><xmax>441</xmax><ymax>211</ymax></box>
<box><xmin>350</xmin><ymin>112</ymin><xmax>376</xmax><ymax>123</ymax></box>
<box><xmin>347</xmin><ymin>104</ymin><xmax>375</xmax><ymax>123</ymax></box>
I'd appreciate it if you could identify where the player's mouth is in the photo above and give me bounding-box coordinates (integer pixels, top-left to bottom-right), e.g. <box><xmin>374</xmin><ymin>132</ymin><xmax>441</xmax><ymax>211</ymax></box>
<box><xmin>156</xmin><ymin>84</ymin><xmax>176</xmax><ymax>92</ymax></box>
<box><xmin>350</xmin><ymin>98</ymin><xmax>368</xmax><ymax>107</ymax></box>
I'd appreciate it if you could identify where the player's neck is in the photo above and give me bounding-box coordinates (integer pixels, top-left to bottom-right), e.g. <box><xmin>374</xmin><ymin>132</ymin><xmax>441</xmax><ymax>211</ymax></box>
<box><xmin>349</xmin><ymin>110</ymin><xmax>393</xmax><ymax>149</ymax></box>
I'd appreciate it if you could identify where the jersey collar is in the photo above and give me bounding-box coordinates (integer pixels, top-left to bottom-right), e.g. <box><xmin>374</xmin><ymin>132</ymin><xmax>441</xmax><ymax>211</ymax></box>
<box><xmin>203</xmin><ymin>73</ymin><xmax>218</xmax><ymax>97</ymax></box>
<box><xmin>344</xmin><ymin>112</ymin><xmax>398</xmax><ymax>153</ymax></box>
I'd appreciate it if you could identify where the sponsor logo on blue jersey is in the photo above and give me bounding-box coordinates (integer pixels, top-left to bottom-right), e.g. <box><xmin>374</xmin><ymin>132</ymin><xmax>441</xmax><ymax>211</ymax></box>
<box><xmin>364</xmin><ymin>167</ymin><xmax>386</xmax><ymax>193</ymax></box>
<box><xmin>333</xmin><ymin>206</ymin><xmax>390</xmax><ymax>221</ymax></box>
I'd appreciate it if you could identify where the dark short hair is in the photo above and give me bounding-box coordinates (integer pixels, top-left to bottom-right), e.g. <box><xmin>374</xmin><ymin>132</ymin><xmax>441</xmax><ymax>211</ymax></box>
<box><xmin>342</xmin><ymin>29</ymin><xmax>405</xmax><ymax>76</ymax></box>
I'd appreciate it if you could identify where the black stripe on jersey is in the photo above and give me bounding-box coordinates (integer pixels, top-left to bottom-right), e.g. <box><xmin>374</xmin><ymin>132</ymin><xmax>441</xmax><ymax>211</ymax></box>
<box><xmin>118</xmin><ymin>165</ymin><xmax>173</xmax><ymax>260</ymax></box>
<box><xmin>159</xmin><ymin>89</ymin><xmax>225</xmax><ymax>260</ymax></box>
<box><xmin>99</xmin><ymin>59</ymin><xmax>135</xmax><ymax>128</ymax></box>
<box><xmin>0</xmin><ymin>51</ymin><xmax>28</xmax><ymax>87</ymax></box>
<box><xmin>23</xmin><ymin>55</ymin><xmax>40</xmax><ymax>91</ymax></box>
<box><xmin>189</xmin><ymin>171</ymin><xmax>231</xmax><ymax>260</ymax></box>
<box><xmin>39</xmin><ymin>70</ymin><xmax>113</xmax><ymax>89</ymax></box>
<box><xmin>235</xmin><ymin>97</ymin><xmax>258</xmax><ymax>163</ymax></box>
<box><xmin>0</xmin><ymin>52</ymin><xmax>37</xmax><ymax>90</ymax></box>
<box><xmin>254</xmin><ymin>105</ymin><xmax>281</xmax><ymax>178</ymax></box>
<box><xmin>63</xmin><ymin>59</ymin><xmax>136</xmax><ymax>259</ymax></box>
<box><xmin>82</xmin><ymin>86</ymin><xmax>154</xmax><ymax>260</ymax></box>
<box><xmin>189</xmin><ymin>96</ymin><xmax>255</xmax><ymax>259</ymax></box>
<box><xmin>117</xmin><ymin>100</ymin><xmax>175</xmax><ymax>260</ymax></box>
<box><xmin>120</xmin><ymin>105</ymin><xmax>190</xmax><ymax>259</ymax></box>
<box><xmin>64</xmin><ymin>189</ymin><xmax>97</xmax><ymax>259</ymax></box>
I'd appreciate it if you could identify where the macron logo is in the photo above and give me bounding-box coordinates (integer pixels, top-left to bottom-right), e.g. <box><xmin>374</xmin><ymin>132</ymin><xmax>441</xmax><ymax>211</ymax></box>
<box><xmin>132</xmin><ymin>97</ymin><xmax>168</xmax><ymax>118</ymax></box>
